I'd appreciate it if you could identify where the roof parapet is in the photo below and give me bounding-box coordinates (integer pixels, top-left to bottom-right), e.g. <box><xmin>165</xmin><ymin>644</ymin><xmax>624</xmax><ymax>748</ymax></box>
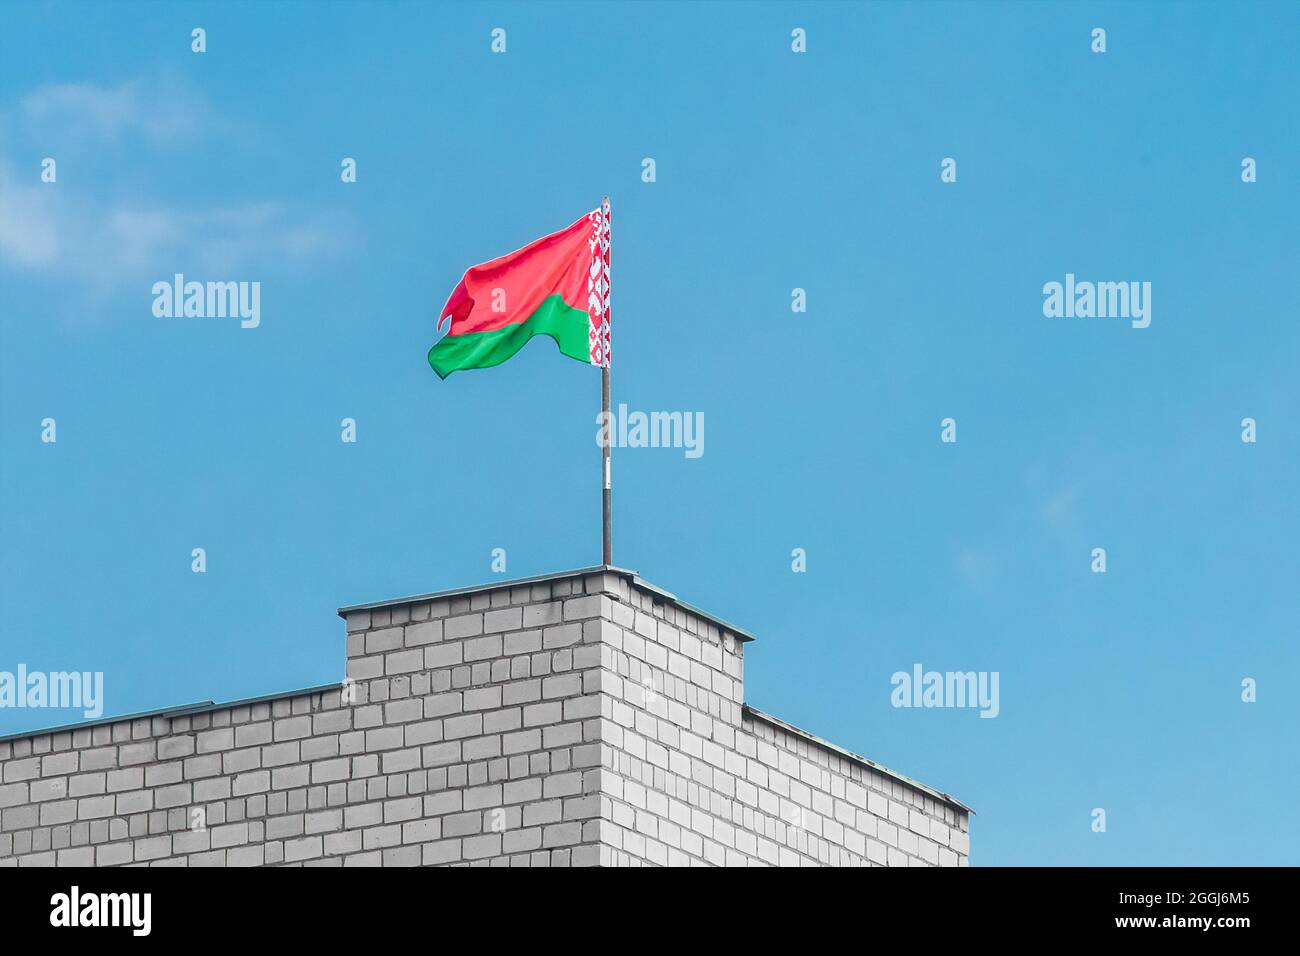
<box><xmin>743</xmin><ymin>705</ymin><xmax>975</xmax><ymax>815</ymax></box>
<box><xmin>337</xmin><ymin>564</ymin><xmax>756</xmax><ymax>643</ymax></box>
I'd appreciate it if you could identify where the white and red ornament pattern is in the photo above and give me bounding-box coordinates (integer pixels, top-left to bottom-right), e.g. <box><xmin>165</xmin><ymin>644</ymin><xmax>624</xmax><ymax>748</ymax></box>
<box><xmin>586</xmin><ymin>202</ymin><xmax>611</xmax><ymax>367</ymax></box>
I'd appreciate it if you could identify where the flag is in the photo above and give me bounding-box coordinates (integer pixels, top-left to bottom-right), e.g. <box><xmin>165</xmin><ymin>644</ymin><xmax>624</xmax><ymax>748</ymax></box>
<box><xmin>429</xmin><ymin>205</ymin><xmax>610</xmax><ymax>379</ymax></box>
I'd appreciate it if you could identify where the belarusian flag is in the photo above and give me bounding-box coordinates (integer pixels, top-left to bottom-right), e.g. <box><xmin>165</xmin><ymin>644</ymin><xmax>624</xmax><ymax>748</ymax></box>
<box><xmin>429</xmin><ymin>204</ymin><xmax>611</xmax><ymax>379</ymax></box>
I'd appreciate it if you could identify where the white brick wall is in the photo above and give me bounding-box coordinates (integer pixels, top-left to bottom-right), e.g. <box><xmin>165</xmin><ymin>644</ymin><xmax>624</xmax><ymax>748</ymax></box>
<box><xmin>589</xmin><ymin>575</ymin><xmax>970</xmax><ymax>867</ymax></box>
<box><xmin>0</xmin><ymin>569</ymin><xmax>970</xmax><ymax>866</ymax></box>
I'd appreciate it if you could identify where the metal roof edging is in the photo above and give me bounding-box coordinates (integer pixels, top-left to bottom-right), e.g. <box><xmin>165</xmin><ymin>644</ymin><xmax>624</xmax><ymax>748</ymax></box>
<box><xmin>0</xmin><ymin>682</ymin><xmax>344</xmax><ymax>745</ymax></box>
<box><xmin>742</xmin><ymin>704</ymin><xmax>975</xmax><ymax>815</ymax></box>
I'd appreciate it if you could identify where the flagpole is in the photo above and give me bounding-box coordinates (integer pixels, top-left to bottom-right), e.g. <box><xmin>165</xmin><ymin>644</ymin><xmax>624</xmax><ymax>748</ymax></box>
<box><xmin>601</xmin><ymin>195</ymin><xmax>612</xmax><ymax>566</ymax></box>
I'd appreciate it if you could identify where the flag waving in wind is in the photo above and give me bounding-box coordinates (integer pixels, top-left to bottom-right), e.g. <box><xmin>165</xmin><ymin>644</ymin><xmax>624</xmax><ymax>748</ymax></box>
<box><xmin>429</xmin><ymin>204</ymin><xmax>611</xmax><ymax>379</ymax></box>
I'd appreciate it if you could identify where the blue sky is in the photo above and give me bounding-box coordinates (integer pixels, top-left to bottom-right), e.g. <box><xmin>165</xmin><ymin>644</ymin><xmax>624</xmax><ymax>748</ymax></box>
<box><xmin>1</xmin><ymin>1</ymin><xmax>1297</xmax><ymax>866</ymax></box>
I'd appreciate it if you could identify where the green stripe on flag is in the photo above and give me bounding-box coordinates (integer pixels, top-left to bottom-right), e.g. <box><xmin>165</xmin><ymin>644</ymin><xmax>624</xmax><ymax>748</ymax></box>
<box><xmin>428</xmin><ymin>295</ymin><xmax>590</xmax><ymax>379</ymax></box>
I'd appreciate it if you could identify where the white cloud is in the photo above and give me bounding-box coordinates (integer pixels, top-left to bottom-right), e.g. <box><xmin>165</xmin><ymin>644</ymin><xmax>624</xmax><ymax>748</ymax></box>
<box><xmin>0</xmin><ymin>163</ymin><xmax>60</xmax><ymax>266</ymax></box>
<box><xmin>1041</xmin><ymin>483</ymin><xmax>1082</xmax><ymax>532</ymax></box>
<box><xmin>21</xmin><ymin>79</ymin><xmax>202</xmax><ymax>144</ymax></box>
<box><xmin>0</xmin><ymin>78</ymin><xmax>346</xmax><ymax>287</ymax></box>
<box><xmin>0</xmin><ymin>158</ymin><xmax>343</xmax><ymax>283</ymax></box>
<box><xmin>955</xmin><ymin>547</ymin><xmax>1000</xmax><ymax>595</ymax></box>
<box><xmin>0</xmin><ymin>159</ymin><xmax>345</xmax><ymax>283</ymax></box>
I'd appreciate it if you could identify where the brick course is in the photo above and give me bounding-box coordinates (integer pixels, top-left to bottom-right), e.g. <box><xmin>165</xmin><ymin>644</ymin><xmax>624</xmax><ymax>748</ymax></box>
<box><xmin>0</xmin><ymin>568</ymin><xmax>970</xmax><ymax>866</ymax></box>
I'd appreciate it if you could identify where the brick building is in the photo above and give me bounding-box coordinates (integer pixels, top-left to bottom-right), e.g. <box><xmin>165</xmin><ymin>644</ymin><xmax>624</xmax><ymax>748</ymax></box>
<box><xmin>0</xmin><ymin>566</ymin><xmax>972</xmax><ymax>866</ymax></box>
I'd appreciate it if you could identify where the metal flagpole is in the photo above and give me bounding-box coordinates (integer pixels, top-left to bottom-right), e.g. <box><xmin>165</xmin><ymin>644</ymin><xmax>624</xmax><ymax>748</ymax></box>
<box><xmin>601</xmin><ymin>196</ymin><xmax>612</xmax><ymax>566</ymax></box>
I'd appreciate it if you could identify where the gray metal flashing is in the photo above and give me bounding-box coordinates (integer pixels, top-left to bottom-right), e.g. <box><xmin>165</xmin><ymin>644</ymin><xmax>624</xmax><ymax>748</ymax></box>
<box><xmin>337</xmin><ymin>565</ymin><xmax>757</xmax><ymax>643</ymax></box>
<box><xmin>742</xmin><ymin>704</ymin><xmax>975</xmax><ymax>815</ymax></box>
<box><xmin>335</xmin><ymin>565</ymin><xmax>630</xmax><ymax>615</ymax></box>
<box><xmin>631</xmin><ymin>576</ymin><xmax>756</xmax><ymax>643</ymax></box>
<box><xmin>0</xmin><ymin>682</ymin><xmax>342</xmax><ymax>745</ymax></box>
